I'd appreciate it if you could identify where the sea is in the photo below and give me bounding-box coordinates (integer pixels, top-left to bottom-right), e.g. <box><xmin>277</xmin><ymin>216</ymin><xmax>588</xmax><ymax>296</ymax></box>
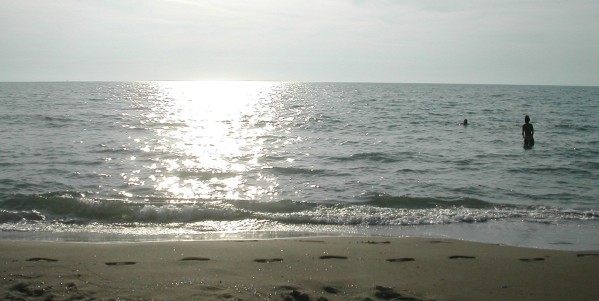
<box><xmin>1</xmin><ymin>81</ymin><xmax>598</xmax><ymax>250</ymax></box>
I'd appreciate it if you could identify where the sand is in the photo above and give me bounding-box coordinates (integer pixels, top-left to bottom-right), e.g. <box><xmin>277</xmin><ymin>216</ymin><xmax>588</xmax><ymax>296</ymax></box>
<box><xmin>1</xmin><ymin>237</ymin><xmax>598</xmax><ymax>301</ymax></box>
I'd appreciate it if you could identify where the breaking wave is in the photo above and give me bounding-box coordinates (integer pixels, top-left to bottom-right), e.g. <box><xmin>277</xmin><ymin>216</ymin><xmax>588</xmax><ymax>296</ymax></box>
<box><xmin>1</xmin><ymin>191</ymin><xmax>597</xmax><ymax>233</ymax></box>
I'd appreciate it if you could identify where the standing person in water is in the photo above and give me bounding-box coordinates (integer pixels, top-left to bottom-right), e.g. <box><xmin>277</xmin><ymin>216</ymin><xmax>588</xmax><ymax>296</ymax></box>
<box><xmin>522</xmin><ymin>115</ymin><xmax>534</xmax><ymax>147</ymax></box>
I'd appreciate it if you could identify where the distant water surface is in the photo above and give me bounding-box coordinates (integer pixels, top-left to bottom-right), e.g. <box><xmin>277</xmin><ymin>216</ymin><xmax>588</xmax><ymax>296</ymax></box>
<box><xmin>1</xmin><ymin>82</ymin><xmax>597</xmax><ymax>249</ymax></box>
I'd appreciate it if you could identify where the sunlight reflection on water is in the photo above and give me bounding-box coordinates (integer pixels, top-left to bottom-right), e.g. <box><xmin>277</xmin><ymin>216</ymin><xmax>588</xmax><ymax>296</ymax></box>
<box><xmin>139</xmin><ymin>81</ymin><xmax>283</xmax><ymax>202</ymax></box>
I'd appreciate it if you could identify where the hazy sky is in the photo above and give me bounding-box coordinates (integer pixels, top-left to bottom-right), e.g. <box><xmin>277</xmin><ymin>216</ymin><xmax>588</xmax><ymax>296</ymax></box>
<box><xmin>1</xmin><ymin>0</ymin><xmax>597</xmax><ymax>85</ymax></box>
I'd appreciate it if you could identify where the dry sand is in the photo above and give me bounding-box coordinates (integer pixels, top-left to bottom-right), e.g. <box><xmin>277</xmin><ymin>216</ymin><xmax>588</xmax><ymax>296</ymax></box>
<box><xmin>1</xmin><ymin>237</ymin><xmax>598</xmax><ymax>300</ymax></box>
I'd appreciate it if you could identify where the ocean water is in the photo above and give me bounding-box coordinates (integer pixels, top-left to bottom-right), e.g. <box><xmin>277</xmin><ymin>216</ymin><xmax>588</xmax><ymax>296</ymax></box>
<box><xmin>1</xmin><ymin>81</ymin><xmax>598</xmax><ymax>249</ymax></box>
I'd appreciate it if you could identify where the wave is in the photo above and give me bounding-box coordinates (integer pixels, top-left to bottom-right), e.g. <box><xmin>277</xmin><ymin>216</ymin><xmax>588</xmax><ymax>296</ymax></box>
<box><xmin>1</xmin><ymin>192</ymin><xmax>597</xmax><ymax>231</ymax></box>
<box><xmin>0</xmin><ymin>209</ymin><xmax>45</xmax><ymax>223</ymax></box>
<box><xmin>362</xmin><ymin>193</ymin><xmax>496</xmax><ymax>209</ymax></box>
<box><xmin>269</xmin><ymin>166</ymin><xmax>329</xmax><ymax>175</ymax></box>
<box><xmin>329</xmin><ymin>152</ymin><xmax>400</xmax><ymax>163</ymax></box>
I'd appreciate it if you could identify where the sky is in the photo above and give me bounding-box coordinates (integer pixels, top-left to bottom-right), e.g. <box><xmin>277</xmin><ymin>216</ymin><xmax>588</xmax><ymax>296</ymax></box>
<box><xmin>1</xmin><ymin>0</ymin><xmax>598</xmax><ymax>86</ymax></box>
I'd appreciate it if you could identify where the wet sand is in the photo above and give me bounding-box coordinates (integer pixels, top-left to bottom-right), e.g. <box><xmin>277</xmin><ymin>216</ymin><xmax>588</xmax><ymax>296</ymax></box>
<box><xmin>1</xmin><ymin>237</ymin><xmax>598</xmax><ymax>300</ymax></box>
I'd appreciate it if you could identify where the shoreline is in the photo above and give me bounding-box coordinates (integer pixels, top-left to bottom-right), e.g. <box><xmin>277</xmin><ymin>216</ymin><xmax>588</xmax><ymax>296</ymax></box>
<box><xmin>2</xmin><ymin>237</ymin><xmax>598</xmax><ymax>300</ymax></box>
<box><xmin>3</xmin><ymin>219</ymin><xmax>599</xmax><ymax>251</ymax></box>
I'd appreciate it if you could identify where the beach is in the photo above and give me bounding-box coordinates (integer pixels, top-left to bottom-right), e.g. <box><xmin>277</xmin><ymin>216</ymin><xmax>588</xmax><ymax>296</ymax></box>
<box><xmin>2</xmin><ymin>237</ymin><xmax>598</xmax><ymax>301</ymax></box>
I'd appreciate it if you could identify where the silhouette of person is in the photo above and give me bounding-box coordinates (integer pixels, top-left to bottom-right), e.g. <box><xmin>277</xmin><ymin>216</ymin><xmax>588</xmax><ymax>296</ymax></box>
<box><xmin>522</xmin><ymin>115</ymin><xmax>534</xmax><ymax>147</ymax></box>
<box><xmin>462</xmin><ymin>119</ymin><xmax>468</xmax><ymax>126</ymax></box>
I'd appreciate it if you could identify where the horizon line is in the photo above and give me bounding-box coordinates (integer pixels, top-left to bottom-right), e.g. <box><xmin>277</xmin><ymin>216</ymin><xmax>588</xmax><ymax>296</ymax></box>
<box><xmin>1</xmin><ymin>80</ymin><xmax>597</xmax><ymax>88</ymax></box>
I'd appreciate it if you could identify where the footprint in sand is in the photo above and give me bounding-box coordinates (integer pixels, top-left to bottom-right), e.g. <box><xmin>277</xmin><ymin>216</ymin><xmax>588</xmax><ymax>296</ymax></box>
<box><xmin>26</xmin><ymin>257</ymin><xmax>58</xmax><ymax>262</ymax></box>
<box><xmin>276</xmin><ymin>285</ymin><xmax>298</xmax><ymax>291</ymax></box>
<box><xmin>375</xmin><ymin>285</ymin><xmax>422</xmax><ymax>301</ymax></box>
<box><xmin>179</xmin><ymin>257</ymin><xmax>211</xmax><ymax>261</ymax></box>
<box><xmin>254</xmin><ymin>258</ymin><xmax>283</xmax><ymax>263</ymax></box>
<box><xmin>386</xmin><ymin>258</ymin><xmax>415</xmax><ymax>262</ymax></box>
<box><xmin>576</xmin><ymin>253</ymin><xmax>599</xmax><ymax>257</ymax></box>
<box><xmin>105</xmin><ymin>261</ymin><xmax>136</xmax><ymax>266</ymax></box>
<box><xmin>448</xmin><ymin>255</ymin><xmax>476</xmax><ymax>259</ymax></box>
<box><xmin>319</xmin><ymin>255</ymin><xmax>348</xmax><ymax>260</ymax></box>
<box><xmin>281</xmin><ymin>290</ymin><xmax>312</xmax><ymax>301</ymax></box>
<box><xmin>363</xmin><ymin>241</ymin><xmax>391</xmax><ymax>244</ymax></box>
<box><xmin>519</xmin><ymin>257</ymin><xmax>545</xmax><ymax>262</ymax></box>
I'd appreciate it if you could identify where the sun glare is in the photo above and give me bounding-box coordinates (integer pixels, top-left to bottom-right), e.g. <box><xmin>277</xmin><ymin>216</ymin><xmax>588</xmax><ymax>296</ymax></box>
<box><xmin>145</xmin><ymin>81</ymin><xmax>280</xmax><ymax>201</ymax></box>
